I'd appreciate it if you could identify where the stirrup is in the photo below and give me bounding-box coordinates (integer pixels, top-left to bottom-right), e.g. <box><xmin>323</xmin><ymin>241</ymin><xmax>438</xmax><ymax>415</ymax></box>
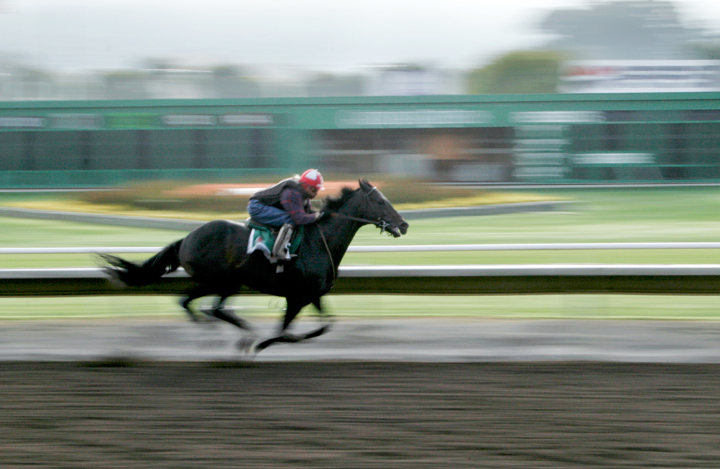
<box><xmin>272</xmin><ymin>224</ymin><xmax>293</xmax><ymax>260</ymax></box>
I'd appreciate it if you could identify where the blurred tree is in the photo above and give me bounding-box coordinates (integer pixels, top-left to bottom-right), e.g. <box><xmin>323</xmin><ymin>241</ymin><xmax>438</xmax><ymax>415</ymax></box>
<box><xmin>210</xmin><ymin>65</ymin><xmax>261</xmax><ymax>99</ymax></box>
<box><xmin>467</xmin><ymin>50</ymin><xmax>563</xmax><ymax>94</ymax></box>
<box><xmin>19</xmin><ymin>68</ymin><xmax>55</xmax><ymax>100</ymax></box>
<box><xmin>103</xmin><ymin>71</ymin><xmax>149</xmax><ymax>100</ymax></box>
<box><xmin>539</xmin><ymin>0</ymin><xmax>704</xmax><ymax>60</ymax></box>
<box><xmin>307</xmin><ymin>73</ymin><xmax>365</xmax><ymax>97</ymax></box>
<box><xmin>690</xmin><ymin>42</ymin><xmax>720</xmax><ymax>60</ymax></box>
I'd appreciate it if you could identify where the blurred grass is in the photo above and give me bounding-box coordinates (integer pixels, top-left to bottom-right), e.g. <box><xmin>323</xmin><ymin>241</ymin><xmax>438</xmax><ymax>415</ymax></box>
<box><xmin>5</xmin><ymin>248</ymin><xmax>720</xmax><ymax>269</ymax></box>
<box><xmin>2</xmin><ymin>180</ymin><xmax>557</xmax><ymax>218</ymax></box>
<box><xmin>3</xmin><ymin>185</ymin><xmax>720</xmax><ymax>320</ymax></box>
<box><xmin>2</xmin><ymin>294</ymin><xmax>720</xmax><ymax>322</ymax></box>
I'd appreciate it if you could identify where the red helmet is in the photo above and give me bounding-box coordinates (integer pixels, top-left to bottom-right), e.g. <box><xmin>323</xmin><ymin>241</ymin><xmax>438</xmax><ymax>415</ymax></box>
<box><xmin>299</xmin><ymin>169</ymin><xmax>324</xmax><ymax>190</ymax></box>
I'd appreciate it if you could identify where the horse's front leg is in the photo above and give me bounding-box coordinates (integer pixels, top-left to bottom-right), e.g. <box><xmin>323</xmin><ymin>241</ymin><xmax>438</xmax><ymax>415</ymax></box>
<box><xmin>312</xmin><ymin>297</ymin><xmax>334</xmax><ymax>321</ymax></box>
<box><xmin>282</xmin><ymin>297</ymin><xmax>304</xmax><ymax>331</ymax></box>
<box><xmin>253</xmin><ymin>299</ymin><xmax>303</xmax><ymax>352</ymax></box>
<box><xmin>284</xmin><ymin>296</ymin><xmax>333</xmax><ymax>339</ymax></box>
<box><xmin>253</xmin><ymin>297</ymin><xmax>331</xmax><ymax>353</ymax></box>
<box><xmin>307</xmin><ymin>297</ymin><xmax>334</xmax><ymax>336</ymax></box>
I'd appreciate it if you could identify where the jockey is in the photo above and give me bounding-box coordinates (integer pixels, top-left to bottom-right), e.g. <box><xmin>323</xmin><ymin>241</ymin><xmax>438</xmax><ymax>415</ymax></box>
<box><xmin>247</xmin><ymin>169</ymin><xmax>325</xmax><ymax>261</ymax></box>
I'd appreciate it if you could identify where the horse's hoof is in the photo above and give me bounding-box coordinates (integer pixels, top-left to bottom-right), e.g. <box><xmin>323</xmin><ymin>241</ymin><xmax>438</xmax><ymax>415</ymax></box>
<box><xmin>186</xmin><ymin>315</ymin><xmax>205</xmax><ymax>324</ymax></box>
<box><xmin>253</xmin><ymin>337</ymin><xmax>275</xmax><ymax>353</ymax></box>
<box><xmin>236</xmin><ymin>335</ymin><xmax>259</xmax><ymax>355</ymax></box>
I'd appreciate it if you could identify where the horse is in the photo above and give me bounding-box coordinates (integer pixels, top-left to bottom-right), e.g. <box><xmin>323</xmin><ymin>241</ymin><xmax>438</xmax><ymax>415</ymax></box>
<box><xmin>100</xmin><ymin>178</ymin><xmax>409</xmax><ymax>353</ymax></box>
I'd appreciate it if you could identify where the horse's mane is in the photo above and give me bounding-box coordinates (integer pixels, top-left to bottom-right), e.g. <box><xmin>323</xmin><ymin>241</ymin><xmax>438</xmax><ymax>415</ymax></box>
<box><xmin>321</xmin><ymin>186</ymin><xmax>356</xmax><ymax>213</ymax></box>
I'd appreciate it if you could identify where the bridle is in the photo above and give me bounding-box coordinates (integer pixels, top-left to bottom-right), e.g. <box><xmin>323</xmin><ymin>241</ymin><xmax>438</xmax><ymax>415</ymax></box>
<box><xmin>329</xmin><ymin>186</ymin><xmax>392</xmax><ymax>233</ymax></box>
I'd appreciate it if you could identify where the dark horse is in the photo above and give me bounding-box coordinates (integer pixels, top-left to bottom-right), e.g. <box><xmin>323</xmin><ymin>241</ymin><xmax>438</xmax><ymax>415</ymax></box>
<box><xmin>101</xmin><ymin>179</ymin><xmax>409</xmax><ymax>353</ymax></box>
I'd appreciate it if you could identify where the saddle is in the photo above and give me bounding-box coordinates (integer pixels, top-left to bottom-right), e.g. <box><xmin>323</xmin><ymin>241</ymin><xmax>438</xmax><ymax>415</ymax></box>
<box><xmin>246</xmin><ymin>219</ymin><xmax>303</xmax><ymax>264</ymax></box>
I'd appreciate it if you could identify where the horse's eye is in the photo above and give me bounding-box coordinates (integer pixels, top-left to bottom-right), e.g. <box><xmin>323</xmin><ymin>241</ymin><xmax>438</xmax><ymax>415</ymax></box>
<box><xmin>378</xmin><ymin>200</ymin><xmax>384</xmax><ymax>205</ymax></box>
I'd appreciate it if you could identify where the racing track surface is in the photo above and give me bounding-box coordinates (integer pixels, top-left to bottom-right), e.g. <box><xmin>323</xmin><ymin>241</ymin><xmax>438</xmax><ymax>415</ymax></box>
<box><xmin>2</xmin><ymin>361</ymin><xmax>720</xmax><ymax>468</ymax></box>
<box><xmin>2</xmin><ymin>319</ymin><xmax>720</xmax><ymax>467</ymax></box>
<box><xmin>4</xmin><ymin>318</ymin><xmax>720</xmax><ymax>362</ymax></box>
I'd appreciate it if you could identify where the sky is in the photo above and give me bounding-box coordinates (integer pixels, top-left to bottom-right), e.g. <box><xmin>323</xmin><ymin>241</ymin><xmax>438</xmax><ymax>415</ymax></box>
<box><xmin>1</xmin><ymin>0</ymin><xmax>720</xmax><ymax>74</ymax></box>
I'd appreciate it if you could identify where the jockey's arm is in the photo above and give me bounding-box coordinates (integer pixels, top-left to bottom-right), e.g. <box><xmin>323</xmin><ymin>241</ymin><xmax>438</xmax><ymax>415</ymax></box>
<box><xmin>280</xmin><ymin>188</ymin><xmax>320</xmax><ymax>225</ymax></box>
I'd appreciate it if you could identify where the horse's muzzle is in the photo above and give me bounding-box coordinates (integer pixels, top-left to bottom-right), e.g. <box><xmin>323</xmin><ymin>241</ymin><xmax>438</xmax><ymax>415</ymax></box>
<box><xmin>387</xmin><ymin>220</ymin><xmax>409</xmax><ymax>238</ymax></box>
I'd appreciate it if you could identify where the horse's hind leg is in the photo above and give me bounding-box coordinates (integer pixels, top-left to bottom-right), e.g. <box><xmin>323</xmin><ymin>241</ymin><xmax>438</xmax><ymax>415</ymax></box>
<box><xmin>209</xmin><ymin>295</ymin><xmax>254</xmax><ymax>333</ymax></box>
<box><xmin>180</xmin><ymin>283</ymin><xmax>215</xmax><ymax>322</ymax></box>
<box><xmin>204</xmin><ymin>294</ymin><xmax>259</xmax><ymax>354</ymax></box>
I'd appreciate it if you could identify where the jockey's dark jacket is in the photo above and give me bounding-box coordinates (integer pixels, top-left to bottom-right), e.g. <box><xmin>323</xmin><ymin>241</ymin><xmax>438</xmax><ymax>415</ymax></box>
<box><xmin>250</xmin><ymin>178</ymin><xmax>304</xmax><ymax>208</ymax></box>
<box><xmin>250</xmin><ymin>178</ymin><xmax>315</xmax><ymax>220</ymax></box>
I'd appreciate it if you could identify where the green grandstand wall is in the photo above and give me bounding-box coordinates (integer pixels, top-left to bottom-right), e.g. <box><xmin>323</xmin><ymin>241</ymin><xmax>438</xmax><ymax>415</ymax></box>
<box><xmin>0</xmin><ymin>93</ymin><xmax>719</xmax><ymax>186</ymax></box>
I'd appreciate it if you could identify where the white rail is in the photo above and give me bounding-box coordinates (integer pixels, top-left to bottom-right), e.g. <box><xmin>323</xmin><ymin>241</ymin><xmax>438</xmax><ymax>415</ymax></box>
<box><xmin>3</xmin><ymin>265</ymin><xmax>720</xmax><ymax>296</ymax></box>
<box><xmin>3</xmin><ymin>242</ymin><xmax>720</xmax><ymax>255</ymax></box>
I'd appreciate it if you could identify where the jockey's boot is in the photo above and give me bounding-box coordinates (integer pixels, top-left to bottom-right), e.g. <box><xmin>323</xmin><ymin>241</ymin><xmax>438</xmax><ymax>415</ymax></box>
<box><xmin>272</xmin><ymin>223</ymin><xmax>294</xmax><ymax>263</ymax></box>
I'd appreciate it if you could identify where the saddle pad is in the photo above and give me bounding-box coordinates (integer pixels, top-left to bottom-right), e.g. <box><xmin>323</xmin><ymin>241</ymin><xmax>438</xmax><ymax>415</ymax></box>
<box><xmin>247</xmin><ymin>227</ymin><xmax>274</xmax><ymax>260</ymax></box>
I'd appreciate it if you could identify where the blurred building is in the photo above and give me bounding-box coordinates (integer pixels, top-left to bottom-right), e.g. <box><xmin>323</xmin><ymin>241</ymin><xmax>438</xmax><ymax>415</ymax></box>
<box><xmin>558</xmin><ymin>60</ymin><xmax>720</xmax><ymax>93</ymax></box>
<box><xmin>540</xmin><ymin>0</ymin><xmax>720</xmax><ymax>93</ymax></box>
<box><xmin>4</xmin><ymin>0</ymin><xmax>720</xmax><ymax>190</ymax></box>
<box><xmin>3</xmin><ymin>0</ymin><xmax>720</xmax><ymax>100</ymax></box>
<box><xmin>0</xmin><ymin>55</ymin><xmax>467</xmax><ymax>101</ymax></box>
<box><xmin>365</xmin><ymin>64</ymin><xmax>464</xmax><ymax>96</ymax></box>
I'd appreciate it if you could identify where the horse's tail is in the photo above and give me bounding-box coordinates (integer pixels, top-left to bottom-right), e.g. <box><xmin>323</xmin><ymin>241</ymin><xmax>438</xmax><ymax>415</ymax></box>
<box><xmin>100</xmin><ymin>239</ymin><xmax>183</xmax><ymax>287</ymax></box>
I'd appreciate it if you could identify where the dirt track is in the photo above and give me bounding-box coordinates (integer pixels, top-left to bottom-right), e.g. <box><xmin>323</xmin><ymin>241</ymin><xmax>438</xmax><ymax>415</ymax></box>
<box><xmin>2</xmin><ymin>361</ymin><xmax>720</xmax><ymax>468</ymax></box>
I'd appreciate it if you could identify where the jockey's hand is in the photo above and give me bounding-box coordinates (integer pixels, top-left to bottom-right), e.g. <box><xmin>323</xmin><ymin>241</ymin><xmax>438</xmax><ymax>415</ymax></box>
<box><xmin>315</xmin><ymin>211</ymin><xmax>324</xmax><ymax>221</ymax></box>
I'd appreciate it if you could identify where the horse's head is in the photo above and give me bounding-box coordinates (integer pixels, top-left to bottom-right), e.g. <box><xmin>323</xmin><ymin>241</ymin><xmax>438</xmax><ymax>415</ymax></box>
<box><xmin>357</xmin><ymin>178</ymin><xmax>409</xmax><ymax>238</ymax></box>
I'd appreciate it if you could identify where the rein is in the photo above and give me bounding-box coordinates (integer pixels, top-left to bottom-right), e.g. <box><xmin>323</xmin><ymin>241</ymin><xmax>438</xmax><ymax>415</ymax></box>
<box><xmin>316</xmin><ymin>223</ymin><xmax>336</xmax><ymax>287</ymax></box>
<box><xmin>316</xmin><ymin>185</ymin><xmax>383</xmax><ymax>287</ymax></box>
<box><xmin>331</xmin><ymin>212</ymin><xmax>390</xmax><ymax>230</ymax></box>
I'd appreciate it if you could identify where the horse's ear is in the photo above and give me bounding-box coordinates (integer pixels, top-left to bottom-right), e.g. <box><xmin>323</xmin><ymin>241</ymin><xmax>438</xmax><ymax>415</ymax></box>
<box><xmin>358</xmin><ymin>178</ymin><xmax>371</xmax><ymax>191</ymax></box>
